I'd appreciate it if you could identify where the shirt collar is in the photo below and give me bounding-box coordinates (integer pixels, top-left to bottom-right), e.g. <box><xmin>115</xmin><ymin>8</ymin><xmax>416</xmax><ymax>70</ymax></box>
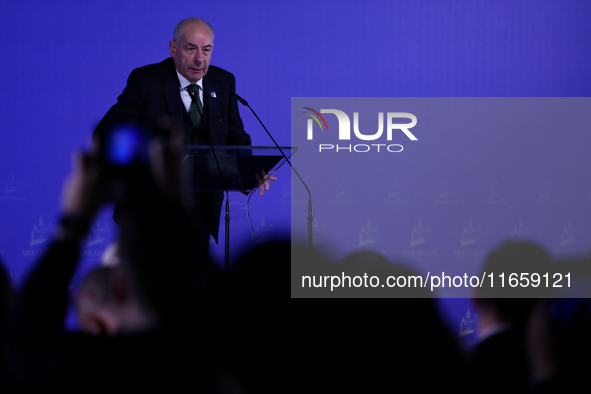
<box><xmin>175</xmin><ymin>69</ymin><xmax>203</xmax><ymax>91</ymax></box>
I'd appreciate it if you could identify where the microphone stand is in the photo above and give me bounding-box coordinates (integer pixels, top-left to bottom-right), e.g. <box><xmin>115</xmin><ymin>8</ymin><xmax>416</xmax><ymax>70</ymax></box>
<box><xmin>188</xmin><ymin>87</ymin><xmax>232</xmax><ymax>272</ymax></box>
<box><xmin>235</xmin><ymin>94</ymin><xmax>314</xmax><ymax>247</ymax></box>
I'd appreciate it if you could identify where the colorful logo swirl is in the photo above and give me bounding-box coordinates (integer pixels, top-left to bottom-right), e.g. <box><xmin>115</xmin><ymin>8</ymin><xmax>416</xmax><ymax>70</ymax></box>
<box><xmin>303</xmin><ymin>107</ymin><xmax>329</xmax><ymax>131</ymax></box>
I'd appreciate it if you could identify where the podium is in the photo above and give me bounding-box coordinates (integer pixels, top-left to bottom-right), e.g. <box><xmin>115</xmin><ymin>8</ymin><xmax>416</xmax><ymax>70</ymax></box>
<box><xmin>183</xmin><ymin>145</ymin><xmax>297</xmax><ymax>271</ymax></box>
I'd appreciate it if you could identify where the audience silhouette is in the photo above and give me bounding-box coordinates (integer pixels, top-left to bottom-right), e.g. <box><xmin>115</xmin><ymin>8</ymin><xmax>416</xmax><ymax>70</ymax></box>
<box><xmin>1</xmin><ymin>132</ymin><xmax>590</xmax><ymax>394</ymax></box>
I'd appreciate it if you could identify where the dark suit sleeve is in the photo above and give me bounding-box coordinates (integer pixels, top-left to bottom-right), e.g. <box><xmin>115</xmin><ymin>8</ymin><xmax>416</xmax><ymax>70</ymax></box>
<box><xmin>93</xmin><ymin>69</ymin><xmax>146</xmax><ymax>146</ymax></box>
<box><xmin>226</xmin><ymin>74</ymin><xmax>251</xmax><ymax>147</ymax></box>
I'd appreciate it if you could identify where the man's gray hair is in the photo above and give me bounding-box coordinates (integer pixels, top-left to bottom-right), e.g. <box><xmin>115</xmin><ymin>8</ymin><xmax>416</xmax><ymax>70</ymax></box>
<box><xmin>173</xmin><ymin>17</ymin><xmax>215</xmax><ymax>42</ymax></box>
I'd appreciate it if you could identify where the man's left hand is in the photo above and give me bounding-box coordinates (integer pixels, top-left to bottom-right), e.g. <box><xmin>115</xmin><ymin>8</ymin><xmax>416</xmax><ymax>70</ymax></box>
<box><xmin>258</xmin><ymin>172</ymin><xmax>277</xmax><ymax>196</ymax></box>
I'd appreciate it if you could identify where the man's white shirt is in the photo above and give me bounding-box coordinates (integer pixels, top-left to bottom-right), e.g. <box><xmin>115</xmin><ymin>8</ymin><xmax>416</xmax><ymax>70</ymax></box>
<box><xmin>176</xmin><ymin>70</ymin><xmax>204</xmax><ymax>112</ymax></box>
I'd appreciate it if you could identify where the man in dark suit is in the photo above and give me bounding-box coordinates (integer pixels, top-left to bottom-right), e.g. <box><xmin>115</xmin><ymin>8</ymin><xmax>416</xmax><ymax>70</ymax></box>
<box><xmin>94</xmin><ymin>18</ymin><xmax>274</xmax><ymax>251</ymax></box>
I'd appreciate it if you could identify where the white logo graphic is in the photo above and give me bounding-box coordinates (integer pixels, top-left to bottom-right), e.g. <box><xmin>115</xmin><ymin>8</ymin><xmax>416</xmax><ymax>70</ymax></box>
<box><xmin>308</xmin><ymin>110</ymin><xmax>417</xmax><ymax>141</ymax></box>
<box><xmin>511</xmin><ymin>219</ymin><xmax>530</xmax><ymax>240</ymax></box>
<box><xmin>359</xmin><ymin>219</ymin><xmax>379</xmax><ymax>247</ymax></box>
<box><xmin>461</xmin><ymin>219</ymin><xmax>481</xmax><ymax>247</ymax></box>
<box><xmin>460</xmin><ymin>308</ymin><xmax>478</xmax><ymax>337</ymax></box>
<box><xmin>489</xmin><ymin>181</ymin><xmax>501</xmax><ymax>199</ymax></box>
<box><xmin>87</xmin><ymin>219</ymin><xmax>108</xmax><ymax>247</ymax></box>
<box><xmin>30</xmin><ymin>217</ymin><xmax>54</xmax><ymax>247</ymax></box>
<box><xmin>539</xmin><ymin>181</ymin><xmax>550</xmax><ymax>200</ymax></box>
<box><xmin>410</xmin><ymin>219</ymin><xmax>431</xmax><ymax>247</ymax></box>
<box><xmin>439</xmin><ymin>181</ymin><xmax>452</xmax><ymax>199</ymax></box>
<box><xmin>560</xmin><ymin>219</ymin><xmax>576</xmax><ymax>247</ymax></box>
<box><xmin>388</xmin><ymin>181</ymin><xmax>401</xmax><ymax>198</ymax></box>
<box><xmin>304</xmin><ymin>108</ymin><xmax>418</xmax><ymax>153</ymax></box>
<box><xmin>335</xmin><ymin>178</ymin><xmax>351</xmax><ymax>198</ymax></box>
<box><xmin>5</xmin><ymin>175</ymin><xmax>17</xmax><ymax>195</ymax></box>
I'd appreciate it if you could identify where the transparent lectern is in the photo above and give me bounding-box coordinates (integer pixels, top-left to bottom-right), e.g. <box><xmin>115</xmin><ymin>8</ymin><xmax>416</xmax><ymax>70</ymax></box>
<box><xmin>183</xmin><ymin>145</ymin><xmax>297</xmax><ymax>271</ymax></box>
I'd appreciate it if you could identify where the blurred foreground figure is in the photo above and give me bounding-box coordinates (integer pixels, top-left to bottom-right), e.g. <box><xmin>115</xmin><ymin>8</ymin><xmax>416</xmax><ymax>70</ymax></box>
<box><xmin>467</xmin><ymin>241</ymin><xmax>553</xmax><ymax>394</ymax></box>
<box><xmin>526</xmin><ymin>258</ymin><xmax>591</xmax><ymax>393</ymax></box>
<box><xmin>0</xmin><ymin>259</ymin><xmax>22</xmax><ymax>394</ymax></box>
<box><xmin>2</xmin><ymin>141</ymin><xmax>216</xmax><ymax>393</ymax></box>
<box><xmin>291</xmin><ymin>248</ymin><xmax>462</xmax><ymax>393</ymax></box>
<box><xmin>220</xmin><ymin>238</ymin><xmax>290</xmax><ymax>393</ymax></box>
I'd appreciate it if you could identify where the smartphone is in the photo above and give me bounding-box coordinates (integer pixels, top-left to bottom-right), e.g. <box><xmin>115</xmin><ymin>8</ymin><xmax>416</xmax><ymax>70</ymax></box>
<box><xmin>98</xmin><ymin>123</ymin><xmax>154</xmax><ymax>202</ymax></box>
<box><xmin>100</xmin><ymin>123</ymin><xmax>150</xmax><ymax>168</ymax></box>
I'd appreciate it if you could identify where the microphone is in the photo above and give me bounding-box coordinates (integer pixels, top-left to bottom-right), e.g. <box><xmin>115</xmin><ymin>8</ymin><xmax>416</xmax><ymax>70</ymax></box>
<box><xmin>234</xmin><ymin>93</ymin><xmax>314</xmax><ymax>247</ymax></box>
<box><xmin>234</xmin><ymin>94</ymin><xmax>248</xmax><ymax>106</ymax></box>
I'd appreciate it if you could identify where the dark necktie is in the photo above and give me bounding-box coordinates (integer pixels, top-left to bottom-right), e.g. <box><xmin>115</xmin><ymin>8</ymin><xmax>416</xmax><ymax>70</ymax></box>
<box><xmin>186</xmin><ymin>84</ymin><xmax>203</xmax><ymax>127</ymax></box>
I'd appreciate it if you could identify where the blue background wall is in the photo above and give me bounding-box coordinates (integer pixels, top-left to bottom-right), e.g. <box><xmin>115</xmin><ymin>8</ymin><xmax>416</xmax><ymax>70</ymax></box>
<box><xmin>1</xmin><ymin>0</ymin><xmax>590</xmax><ymax>338</ymax></box>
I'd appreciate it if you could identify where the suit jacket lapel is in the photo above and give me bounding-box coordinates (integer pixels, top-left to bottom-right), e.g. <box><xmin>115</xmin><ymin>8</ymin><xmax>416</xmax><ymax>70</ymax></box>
<box><xmin>162</xmin><ymin>59</ymin><xmax>186</xmax><ymax>130</ymax></box>
<box><xmin>203</xmin><ymin>74</ymin><xmax>221</xmax><ymax>144</ymax></box>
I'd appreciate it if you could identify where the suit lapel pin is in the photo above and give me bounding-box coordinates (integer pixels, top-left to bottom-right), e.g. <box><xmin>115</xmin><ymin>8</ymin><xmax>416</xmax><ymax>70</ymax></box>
<box><xmin>211</xmin><ymin>91</ymin><xmax>217</xmax><ymax>98</ymax></box>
